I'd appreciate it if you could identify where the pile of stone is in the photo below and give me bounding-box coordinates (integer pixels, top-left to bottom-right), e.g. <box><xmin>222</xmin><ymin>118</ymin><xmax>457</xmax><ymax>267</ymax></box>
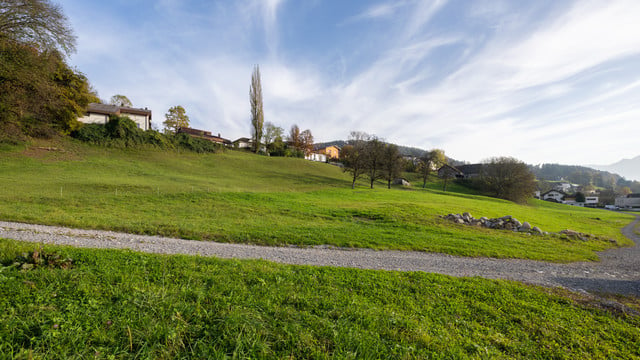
<box><xmin>441</xmin><ymin>213</ymin><xmax>545</xmax><ymax>234</ymax></box>
<box><xmin>441</xmin><ymin>212</ymin><xmax>617</xmax><ymax>243</ymax></box>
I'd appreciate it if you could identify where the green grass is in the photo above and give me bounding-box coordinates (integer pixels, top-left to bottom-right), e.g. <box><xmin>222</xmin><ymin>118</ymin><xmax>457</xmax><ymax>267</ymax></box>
<box><xmin>0</xmin><ymin>140</ymin><xmax>634</xmax><ymax>262</ymax></box>
<box><xmin>1</xmin><ymin>239</ymin><xmax>639</xmax><ymax>359</ymax></box>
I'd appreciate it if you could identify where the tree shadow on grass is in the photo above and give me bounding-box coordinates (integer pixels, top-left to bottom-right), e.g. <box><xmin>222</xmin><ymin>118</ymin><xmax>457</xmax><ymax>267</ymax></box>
<box><xmin>553</xmin><ymin>277</ymin><xmax>640</xmax><ymax>297</ymax></box>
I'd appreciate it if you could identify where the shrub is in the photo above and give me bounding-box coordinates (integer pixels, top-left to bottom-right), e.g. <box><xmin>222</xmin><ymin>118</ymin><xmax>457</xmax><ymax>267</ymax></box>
<box><xmin>71</xmin><ymin>123</ymin><xmax>107</xmax><ymax>143</ymax></box>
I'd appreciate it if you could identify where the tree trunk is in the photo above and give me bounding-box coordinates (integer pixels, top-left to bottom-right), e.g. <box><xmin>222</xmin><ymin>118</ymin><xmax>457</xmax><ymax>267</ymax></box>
<box><xmin>387</xmin><ymin>179</ymin><xmax>391</xmax><ymax>189</ymax></box>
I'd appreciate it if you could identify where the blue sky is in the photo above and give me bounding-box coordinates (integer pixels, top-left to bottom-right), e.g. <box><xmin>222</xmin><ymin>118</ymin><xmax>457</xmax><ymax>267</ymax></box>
<box><xmin>59</xmin><ymin>0</ymin><xmax>640</xmax><ymax>166</ymax></box>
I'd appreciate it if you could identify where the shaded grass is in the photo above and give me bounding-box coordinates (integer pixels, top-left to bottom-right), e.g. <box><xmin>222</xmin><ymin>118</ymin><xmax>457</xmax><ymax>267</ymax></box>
<box><xmin>0</xmin><ymin>140</ymin><xmax>634</xmax><ymax>262</ymax></box>
<box><xmin>1</xmin><ymin>239</ymin><xmax>639</xmax><ymax>359</ymax></box>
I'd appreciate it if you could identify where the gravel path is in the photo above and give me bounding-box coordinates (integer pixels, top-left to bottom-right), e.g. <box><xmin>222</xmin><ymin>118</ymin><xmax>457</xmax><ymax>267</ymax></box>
<box><xmin>1</xmin><ymin>214</ymin><xmax>639</xmax><ymax>296</ymax></box>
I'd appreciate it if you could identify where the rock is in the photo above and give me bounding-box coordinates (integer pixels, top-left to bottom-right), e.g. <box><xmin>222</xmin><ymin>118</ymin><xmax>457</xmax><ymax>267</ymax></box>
<box><xmin>532</xmin><ymin>226</ymin><xmax>543</xmax><ymax>235</ymax></box>
<box><xmin>518</xmin><ymin>222</ymin><xmax>532</xmax><ymax>232</ymax></box>
<box><xmin>462</xmin><ymin>212</ymin><xmax>472</xmax><ymax>219</ymax></box>
<box><xmin>456</xmin><ymin>218</ymin><xmax>465</xmax><ymax>224</ymax></box>
<box><xmin>501</xmin><ymin>215</ymin><xmax>512</xmax><ymax>220</ymax></box>
<box><xmin>512</xmin><ymin>219</ymin><xmax>522</xmax><ymax>228</ymax></box>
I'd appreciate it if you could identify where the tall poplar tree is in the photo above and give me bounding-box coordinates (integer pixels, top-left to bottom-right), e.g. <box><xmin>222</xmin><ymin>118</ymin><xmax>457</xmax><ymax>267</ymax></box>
<box><xmin>250</xmin><ymin>65</ymin><xmax>264</xmax><ymax>153</ymax></box>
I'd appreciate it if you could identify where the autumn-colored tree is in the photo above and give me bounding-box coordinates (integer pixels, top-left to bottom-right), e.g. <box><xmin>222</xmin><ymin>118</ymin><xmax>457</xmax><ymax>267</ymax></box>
<box><xmin>300</xmin><ymin>129</ymin><xmax>314</xmax><ymax>156</ymax></box>
<box><xmin>163</xmin><ymin>105</ymin><xmax>189</xmax><ymax>133</ymax></box>
<box><xmin>250</xmin><ymin>65</ymin><xmax>264</xmax><ymax>153</ymax></box>
<box><xmin>288</xmin><ymin>124</ymin><xmax>301</xmax><ymax>150</ymax></box>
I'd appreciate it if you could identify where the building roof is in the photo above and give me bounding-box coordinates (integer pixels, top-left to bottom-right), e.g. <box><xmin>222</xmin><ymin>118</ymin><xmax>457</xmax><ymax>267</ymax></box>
<box><xmin>541</xmin><ymin>190</ymin><xmax>568</xmax><ymax>197</ymax></box>
<box><xmin>456</xmin><ymin>164</ymin><xmax>483</xmax><ymax>175</ymax></box>
<box><xmin>438</xmin><ymin>164</ymin><xmax>463</xmax><ymax>174</ymax></box>
<box><xmin>86</xmin><ymin>103</ymin><xmax>152</xmax><ymax>119</ymax></box>
<box><xmin>178</xmin><ymin>127</ymin><xmax>232</xmax><ymax>145</ymax></box>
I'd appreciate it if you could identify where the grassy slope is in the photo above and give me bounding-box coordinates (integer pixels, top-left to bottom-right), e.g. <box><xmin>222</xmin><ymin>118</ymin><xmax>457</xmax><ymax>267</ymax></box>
<box><xmin>0</xmin><ymin>140</ymin><xmax>634</xmax><ymax>262</ymax></box>
<box><xmin>1</xmin><ymin>240</ymin><xmax>639</xmax><ymax>359</ymax></box>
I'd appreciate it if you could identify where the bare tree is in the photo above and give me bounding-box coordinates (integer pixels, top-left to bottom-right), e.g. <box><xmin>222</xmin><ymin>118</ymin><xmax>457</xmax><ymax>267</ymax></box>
<box><xmin>364</xmin><ymin>137</ymin><xmax>385</xmax><ymax>189</ymax></box>
<box><xmin>341</xmin><ymin>131</ymin><xmax>371</xmax><ymax>189</ymax></box>
<box><xmin>250</xmin><ymin>65</ymin><xmax>264</xmax><ymax>153</ymax></box>
<box><xmin>418</xmin><ymin>149</ymin><xmax>446</xmax><ymax>188</ymax></box>
<box><xmin>0</xmin><ymin>0</ymin><xmax>76</xmax><ymax>55</ymax></box>
<box><xmin>382</xmin><ymin>143</ymin><xmax>403</xmax><ymax>189</ymax></box>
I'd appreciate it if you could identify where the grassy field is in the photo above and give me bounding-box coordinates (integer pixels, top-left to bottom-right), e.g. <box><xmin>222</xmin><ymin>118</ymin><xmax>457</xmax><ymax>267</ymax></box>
<box><xmin>0</xmin><ymin>140</ymin><xmax>634</xmax><ymax>262</ymax></box>
<box><xmin>1</xmin><ymin>239</ymin><xmax>639</xmax><ymax>359</ymax></box>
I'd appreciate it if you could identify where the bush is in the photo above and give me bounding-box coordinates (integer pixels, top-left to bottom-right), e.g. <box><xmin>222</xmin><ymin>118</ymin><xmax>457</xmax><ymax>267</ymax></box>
<box><xmin>72</xmin><ymin>116</ymin><xmax>222</xmax><ymax>154</ymax></box>
<box><xmin>172</xmin><ymin>133</ymin><xmax>221</xmax><ymax>153</ymax></box>
<box><xmin>71</xmin><ymin>123</ymin><xmax>107</xmax><ymax>143</ymax></box>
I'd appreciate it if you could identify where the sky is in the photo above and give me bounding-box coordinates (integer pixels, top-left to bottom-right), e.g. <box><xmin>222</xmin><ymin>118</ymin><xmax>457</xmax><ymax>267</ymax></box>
<box><xmin>58</xmin><ymin>0</ymin><xmax>640</xmax><ymax>166</ymax></box>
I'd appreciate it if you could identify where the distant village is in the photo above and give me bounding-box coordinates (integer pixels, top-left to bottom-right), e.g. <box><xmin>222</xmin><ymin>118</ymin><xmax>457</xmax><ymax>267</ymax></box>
<box><xmin>78</xmin><ymin>102</ymin><xmax>639</xmax><ymax>210</ymax></box>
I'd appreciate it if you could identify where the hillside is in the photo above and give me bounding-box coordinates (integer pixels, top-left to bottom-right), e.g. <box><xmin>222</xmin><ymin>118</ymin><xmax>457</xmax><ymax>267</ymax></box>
<box><xmin>0</xmin><ymin>139</ymin><xmax>634</xmax><ymax>262</ymax></box>
<box><xmin>592</xmin><ymin>155</ymin><xmax>640</xmax><ymax>182</ymax></box>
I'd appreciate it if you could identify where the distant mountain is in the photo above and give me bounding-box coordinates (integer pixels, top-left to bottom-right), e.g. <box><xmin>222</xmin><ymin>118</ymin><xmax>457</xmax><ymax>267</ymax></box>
<box><xmin>591</xmin><ymin>155</ymin><xmax>640</xmax><ymax>182</ymax></box>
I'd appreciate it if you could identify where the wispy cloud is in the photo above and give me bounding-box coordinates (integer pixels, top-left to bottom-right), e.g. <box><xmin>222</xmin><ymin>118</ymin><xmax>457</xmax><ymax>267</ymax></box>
<box><xmin>61</xmin><ymin>0</ymin><xmax>640</xmax><ymax>165</ymax></box>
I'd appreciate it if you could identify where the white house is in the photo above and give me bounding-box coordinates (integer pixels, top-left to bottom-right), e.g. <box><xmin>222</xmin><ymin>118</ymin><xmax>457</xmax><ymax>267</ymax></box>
<box><xmin>542</xmin><ymin>190</ymin><xmax>567</xmax><ymax>202</ymax></box>
<box><xmin>305</xmin><ymin>152</ymin><xmax>327</xmax><ymax>162</ymax></box>
<box><xmin>79</xmin><ymin>103</ymin><xmax>152</xmax><ymax>130</ymax></box>
<box><xmin>615</xmin><ymin>194</ymin><xmax>640</xmax><ymax>209</ymax></box>
<box><xmin>584</xmin><ymin>196</ymin><xmax>599</xmax><ymax>206</ymax></box>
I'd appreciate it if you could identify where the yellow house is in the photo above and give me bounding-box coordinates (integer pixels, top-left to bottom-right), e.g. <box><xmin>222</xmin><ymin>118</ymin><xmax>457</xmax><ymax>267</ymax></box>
<box><xmin>319</xmin><ymin>145</ymin><xmax>340</xmax><ymax>159</ymax></box>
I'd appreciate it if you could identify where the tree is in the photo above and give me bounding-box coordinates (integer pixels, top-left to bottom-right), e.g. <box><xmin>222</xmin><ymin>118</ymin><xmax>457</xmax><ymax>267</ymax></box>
<box><xmin>479</xmin><ymin>157</ymin><xmax>537</xmax><ymax>204</ymax></box>
<box><xmin>417</xmin><ymin>149</ymin><xmax>446</xmax><ymax>188</ymax></box>
<box><xmin>163</xmin><ymin>105</ymin><xmax>189</xmax><ymax>133</ymax></box>
<box><xmin>575</xmin><ymin>192</ymin><xmax>586</xmax><ymax>203</ymax></box>
<box><xmin>0</xmin><ymin>38</ymin><xmax>97</xmax><ymax>137</ymax></box>
<box><xmin>263</xmin><ymin>122</ymin><xmax>283</xmax><ymax>146</ymax></box>
<box><xmin>109</xmin><ymin>94</ymin><xmax>132</xmax><ymax>107</ymax></box>
<box><xmin>0</xmin><ymin>0</ymin><xmax>76</xmax><ymax>56</ymax></box>
<box><xmin>364</xmin><ymin>137</ymin><xmax>385</xmax><ymax>189</ymax></box>
<box><xmin>250</xmin><ymin>64</ymin><xmax>264</xmax><ymax>153</ymax></box>
<box><xmin>300</xmin><ymin>129</ymin><xmax>314</xmax><ymax>156</ymax></box>
<box><xmin>288</xmin><ymin>124</ymin><xmax>301</xmax><ymax>150</ymax></box>
<box><xmin>382</xmin><ymin>143</ymin><xmax>403</xmax><ymax>189</ymax></box>
<box><xmin>341</xmin><ymin>131</ymin><xmax>370</xmax><ymax>189</ymax></box>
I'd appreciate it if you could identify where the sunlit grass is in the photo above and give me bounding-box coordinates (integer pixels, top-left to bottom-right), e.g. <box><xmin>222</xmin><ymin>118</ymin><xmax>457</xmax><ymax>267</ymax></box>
<box><xmin>0</xmin><ymin>140</ymin><xmax>634</xmax><ymax>262</ymax></box>
<box><xmin>1</xmin><ymin>239</ymin><xmax>639</xmax><ymax>359</ymax></box>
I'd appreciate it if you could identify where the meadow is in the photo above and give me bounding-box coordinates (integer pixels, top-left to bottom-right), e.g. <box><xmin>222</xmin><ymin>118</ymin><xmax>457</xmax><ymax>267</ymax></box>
<box><xmin>0</xmin><ymin>140</ymin><xmax>634</xmax><ymax>262</ymax></box>
<box><xmin>1</xmin><ymin>239</ymin><xmax>639</xmax><ymax>359</ymax></box>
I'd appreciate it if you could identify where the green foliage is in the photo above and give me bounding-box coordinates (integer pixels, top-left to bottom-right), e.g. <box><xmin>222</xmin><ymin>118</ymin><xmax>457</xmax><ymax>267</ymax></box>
<box><xmin>1</xmin><ymin>239</ymin><xmax>639</xmax><ymax>358</ymax></box>
<box><xmin>173</xmin><ymin>133</ymin><xmax>222</xmax><ymax>153</ymax></box>
<box><xmin>163</xmin><ymin>105</ymin><xmax>190</xmax><ymax>134</ymax></box>
<box><xmin>0</xmin><ymin>38</ymin><xmax>98</xmax><ymax>140</ymax></box>
<box><xmin>0</xmin><ymin>142</ymin><xmax>634</xmax><ymax>262</ymax></box>
<box><xmin>108</xmin><ymin>94</ymin><xmax>132</xmax><ymax>107</ymax></box>
<box><xmin>69</xmin><ymin>123</ymin><xmax>106</xmax><ymax>143</ymax></box>
<box><xmin>71</xmin><ymin>116</ymin><xmax>221</xmax><ymax>153</ymax></box>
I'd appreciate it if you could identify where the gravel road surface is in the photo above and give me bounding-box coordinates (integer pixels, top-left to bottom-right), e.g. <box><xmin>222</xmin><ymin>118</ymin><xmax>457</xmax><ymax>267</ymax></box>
<box><xmin>1</xmin><ymin>214</ymin><xmax>638</xmax><ymax>296</ymax></box>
